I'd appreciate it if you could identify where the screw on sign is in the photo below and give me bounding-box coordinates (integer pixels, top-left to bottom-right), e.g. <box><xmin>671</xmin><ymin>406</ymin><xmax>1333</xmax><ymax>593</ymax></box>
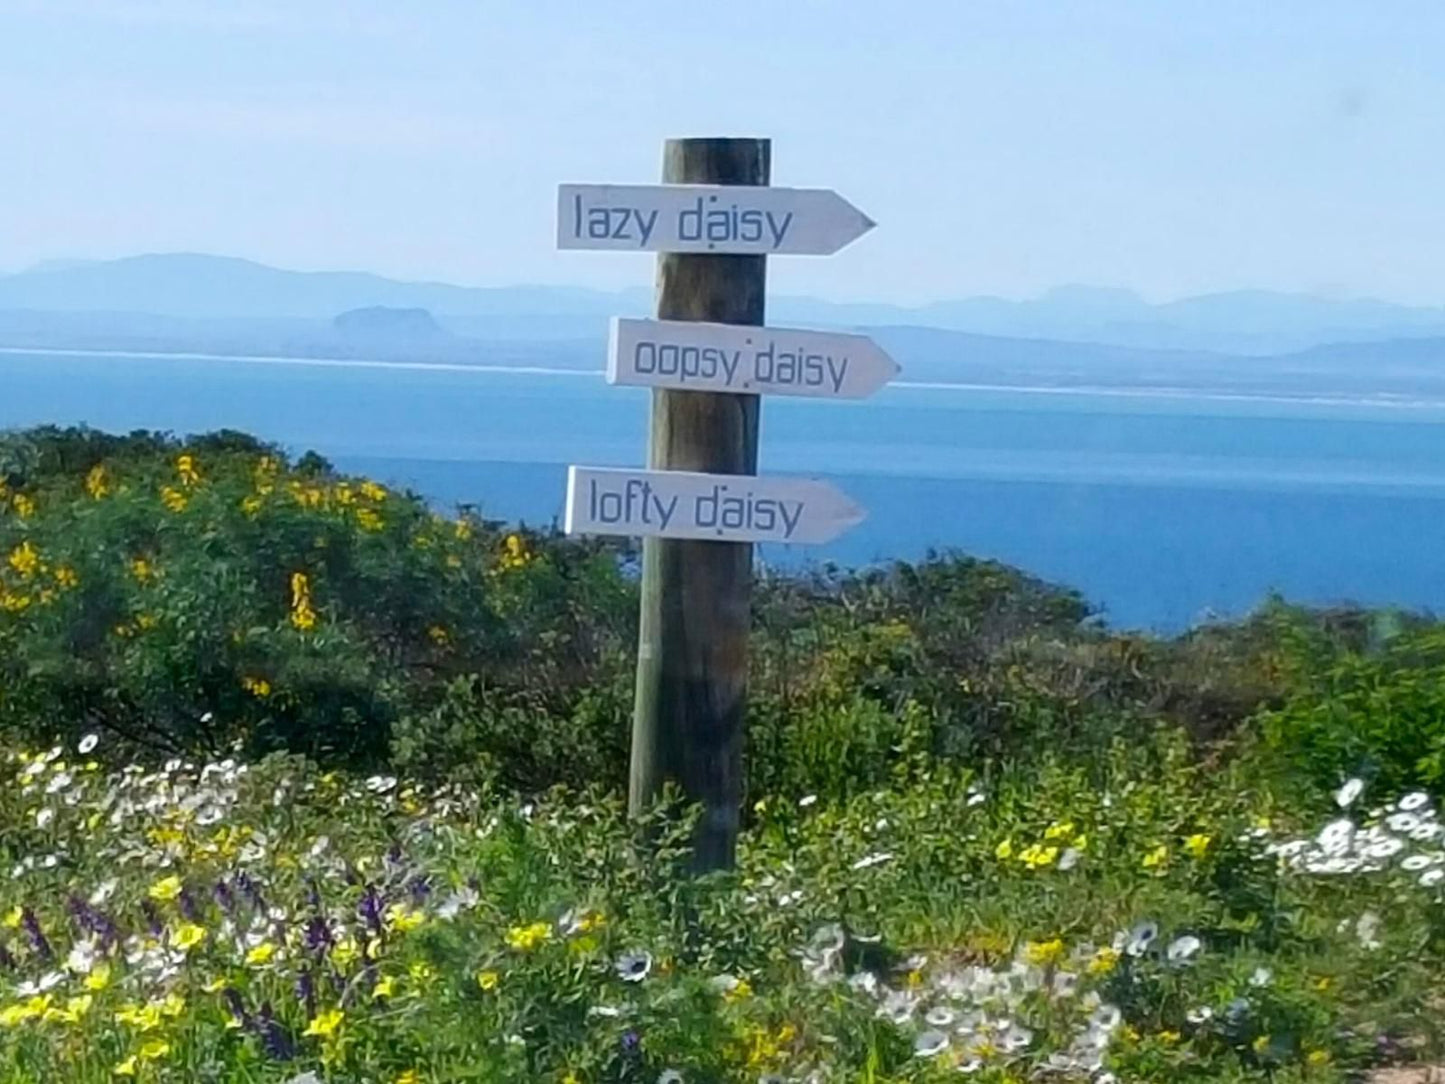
<box><xmin>557</xmin><ymin>138</ymin><xmax>881</xmax><ymax>870</ymax></box>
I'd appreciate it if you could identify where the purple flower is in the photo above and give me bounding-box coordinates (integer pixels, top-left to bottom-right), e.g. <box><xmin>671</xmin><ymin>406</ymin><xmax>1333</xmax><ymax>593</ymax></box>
<box><xmin>20</xmin><ymin>908</ymin><xmax>52</xmax><ymax>961</ymax></box>
<box><xmin>222</xmin><ymin>987</ymin><xmax>250</xmax><ymax>1029</ymax></box>
<box><xmin>294</xmin><ymin>970</ymin><xmax>316</xmax><ymax>1018</ymax></box>
<box><xmin>213</xmin><ymin>878</ymin><xmax>237</xmax><ymax>915</ymax></box>
<box><xmin>302</xmin><ymin>916</ymin><xmax>333</xmax><ymax>956</ymax></box>
<box><xmin>621</xmin><ymin>1029</ymin><xmax>642</xmax><ymax>1055</ymax></box>
<box><xmin>139</xmin><ymin>900</ymin><xmax>164</xmax><ymax>939</ymax></box>
<box><xmin>358</xmin><ymin>886</ymin><xmax>383</xmax><ymax>937</ymax></box>
<box><xmin>177</xmin><ymin>886</ymin><xmax>202</xmax><ymax>923</ymax></box>
<box><xmin>235</xmin><ymin>872</ymin><xmax>266</xmax><ymax>913</ymax></box>
<box><xmin>254</xmin><ymin>1002</ymin><xmax>294</xmax><ymax>1061</ymax></box>
<box><xmin>408</xmin><ymin>876</ymin><xmax>432</xmax><ymax>906</ymax></box>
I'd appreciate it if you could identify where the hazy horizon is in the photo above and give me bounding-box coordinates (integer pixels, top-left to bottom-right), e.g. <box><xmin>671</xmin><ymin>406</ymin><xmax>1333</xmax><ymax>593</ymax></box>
<box><xmin>3</xmin><ymin>250</ymin><xmax>1444</xmax><ymax>313</ymax></box>
<box><xmin>3</xmin><ymin>3</ymin><xmax>1444</xmax><ymax>306</ymax></box>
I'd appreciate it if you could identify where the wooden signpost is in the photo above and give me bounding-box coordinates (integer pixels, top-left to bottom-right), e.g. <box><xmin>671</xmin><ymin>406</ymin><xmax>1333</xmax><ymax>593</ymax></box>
<box><xmin>558</xmin><ymin>138</ymin><xmax>889</xmax><ymax>869</ymax></box>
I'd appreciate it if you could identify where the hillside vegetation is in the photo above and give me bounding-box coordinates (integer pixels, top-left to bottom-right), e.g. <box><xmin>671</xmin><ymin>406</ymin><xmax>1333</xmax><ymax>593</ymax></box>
<box><xmin>0</xmin><ymin>426</ymin><xmax>1442</xmax><ymax>1083</ymax></box>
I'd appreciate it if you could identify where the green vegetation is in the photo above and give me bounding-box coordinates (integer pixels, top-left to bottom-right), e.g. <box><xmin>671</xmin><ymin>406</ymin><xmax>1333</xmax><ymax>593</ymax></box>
<box><xmin>0</xmin><ymin>426</ymin><xmax>1442</xmax><ymax>1083</ymax></box>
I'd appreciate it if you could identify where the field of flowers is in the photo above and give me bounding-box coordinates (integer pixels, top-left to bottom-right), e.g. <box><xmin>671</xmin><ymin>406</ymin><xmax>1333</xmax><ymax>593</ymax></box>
<box><xmin>2</xmin><ymin>732</ymin><xmax>1444</xmax><ymax>1082</ymax></box>
<box><xmin>2</xmin><ymin>426</ymin><xmax>1444</xmax><ymax>1082</ymax></box>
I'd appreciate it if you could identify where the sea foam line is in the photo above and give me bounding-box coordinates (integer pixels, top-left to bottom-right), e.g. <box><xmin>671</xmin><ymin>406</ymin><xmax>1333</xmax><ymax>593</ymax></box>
<box><xmin>3</xmin><ymin>345</ymin><xmax>1445</xmax><ymax>411</ymax></box>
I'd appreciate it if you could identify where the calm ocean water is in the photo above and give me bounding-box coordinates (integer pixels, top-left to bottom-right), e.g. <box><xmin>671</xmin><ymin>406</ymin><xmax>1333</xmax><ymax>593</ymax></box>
<box><xmin>3</xmin><ymin>347</ymin><xmax>1444</xmax><ymax>631</ymax></box>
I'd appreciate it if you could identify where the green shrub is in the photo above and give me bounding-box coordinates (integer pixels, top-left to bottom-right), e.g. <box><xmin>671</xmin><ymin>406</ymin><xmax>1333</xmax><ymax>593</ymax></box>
<box><xmin>0</xmin><ymin>427</ymin><xmax>631</xmax><ymax>769</ymax></box>
<box><xmin>1260</xmin><ymin>623</ymin><xmax>1445</xmax><ymax>798</ymax></box>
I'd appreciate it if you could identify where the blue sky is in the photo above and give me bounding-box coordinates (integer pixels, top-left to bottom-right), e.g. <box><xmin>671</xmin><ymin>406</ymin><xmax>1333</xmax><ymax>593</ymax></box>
<box><xmin>1</xmin><ymin>1</ymin><xmax>1442</xmax><ymax>304</ymax></box>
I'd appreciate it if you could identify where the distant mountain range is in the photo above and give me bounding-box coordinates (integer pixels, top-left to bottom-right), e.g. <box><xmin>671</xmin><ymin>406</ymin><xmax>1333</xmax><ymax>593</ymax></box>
<box><xmin>2</xmin><ymin>253</ymin><xmax>1444</xmax><ymax>400</ymax></box>
<box><xmin>5</xmin><ymin>253</ymin><xmax>1445</xmax><ymax>355</ymax></box>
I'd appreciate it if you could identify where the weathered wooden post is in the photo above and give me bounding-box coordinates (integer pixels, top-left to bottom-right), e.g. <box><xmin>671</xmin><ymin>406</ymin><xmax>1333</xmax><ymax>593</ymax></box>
<box><xmin>558</xmin><ymin>140</ymin><xmax>883</xmax><ymax>871</ymax></box>
<box><xmin>630</xmin><ymin>137</ymin><xmax>769</xmax><ymax>869</ymax></box>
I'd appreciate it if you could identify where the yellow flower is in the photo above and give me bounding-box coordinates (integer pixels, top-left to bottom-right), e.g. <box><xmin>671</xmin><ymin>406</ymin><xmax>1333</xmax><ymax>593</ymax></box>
<box><xmin>304</xmin><ymin>1008</ymin><xmax>344</xmax><ymax>1038</ymax></box>
<box><xmin>1307</xmin><ymin>1048</ymin><xmax>1331</xmax><ymax>1066</ymax></box>
<box><xmin>0</xmin><ymin>994</ymin><xmax>51</xmax><ymax>1027</ymax></box>
<box><xmin>1087</xmin><ymin>946</ymin><xmax>1121</xmax><ymax>975</ymax></box>
<box><xmin>1141</xmin><ymin>844</ymin><xmax>1169</xmax><ymax>870</ymax></box>
<box><xmin>995</xmin><ymin>838</ymin><xmax>1014</xmax><ymax>860</ymax></box>
<box><xmin>113</xmin><ymin>1055</ymin><xmax>138</xmax><ymax>1076</ymax></box>
<box><xmin>427</xmin><ymin>625</ymin><xmax>450</xmax><ymax>646</ymax></box>
<box><xmin>2</xmin><ymin>906</ymin><xmax>22</xmax><ymax>929</ymax></box>
<box><xmin>290</xmin><ymin>572</ymin><xmax>317</xmax><ymax>630</ymax></box>
<box><xmin>86</xmin><ymin>464</ymin><xmax>110</xmax><ymax>499</ymax></box>
<box><xmin>139</xmin><ymin>1039</ymin><xmax>171</xmax><ymax>1061</ymax></box>
<box><xmin>114</xmin><ymin>1002</ymin><xmax>162</xmax><ymax>1031</ymax></box>
<box><xmin>371</xmin><ymin>976</ymin><xmax>396</xmax><ymax>1000</ymax></box>
<box><xmin>245</xmin><ymin>941</ymin><xmax>276</xmax><ymax>966</ymax></box>
<box><xmin>148</xmin><ymin>875</ymin><xmax>183</xmax><ymax>902</ymax></box>
<box><xmin>454</xmin><ymin>520</ymin><xmax>473</xmax><ymax>541</ymax></box>
<box><xmin>505</xmin><ymin>921</ymin><xmax>552</xmax><ymax>952</ymax></box>
<box><xmin>1019</xmin><ymin>843</ymin><xmax>1059</xmax><ymax>869</ymax></box>
<box><xmin>130</xmin><ymin>558</ymin><xmax>153</xmax><ymax>582</ymax></box>
<box><xmin>241</xmin><ymin>495</ymin><xmax>263</xmax><ymax>518</ymax></box>
<box><xmin>385</xmin><ymin>903</ymin><xmax>426</xmax><ymax>933</ymax></box>
<box><xmin>359</xmin><ymin>480</ymin><xmax>387</xmax><ymax>502</ymax></box>
<box><xmin>498</xmin><ymin>532</ymin><xmax>531</xmax><ymax>569</ymax></box>
<box><xmin>7</xmin><ymin>542</ymin><xmax>40</xmax><ymax>577</ymax></box>
<box><xmin>53</xmin><ymin>565</ymin><xmax>79</xmax><ymax>589</ymax></box>
<box><xmin>1252</xmin><ymin>1034</ymin><xmax>1271</xmax><ymax>1054</ymax></box>
<box><xmin>1023</xmin><ymin>938</ymin><xmax>1066</xmax><ymax>966</ymax></box>
<box><xmin>160</xmin><ymin>485</ymin><xmax>188</xmax><ymax>513</ymax></box>
<box><xmin>332</xmin><ymin>938</ymin><xmax>359</xmax><ymax>968</ymax></box>
<box><xmin>47</xmin><ymin>994</ymin><xmax>93</xmax><ymax>1024</ymax></box>
<box><xmin>172</xmin><ymin>923</ymin><xmax>207</xmax><ymax>951</ymax></box>
<box><xmin>355</xmin><ymin>507</ymin><xmax>384</xmax><ymax>532</ymax></box>
<box><xmin>476</xmin><ymin>969</ymin><xmax>500</xmax><ymax>991</ymax></box>
<box><xmin>84</xmin><ymin>963</ymin><xmax>112</xmax><ymax>991</ymax></box>
<box><xmin>12</xmin><ymin>494</ymin><xmax>35</xmax><ymax>519</ymax></box>
<box><xmin>176</xmin><ymin>454</ymin><xmax>201</xmax><ymax>487</ymax></box>
<box><xmin>1183</xmin><ymin>833</ymin><xmax>1212</xmax><ymax>860</ymax></box>
<box><xmin>396</xmin><ymin>1072</ymin><xmax>422</xmax><ymax>1084</ymax></box>
<box><xmin>241</xmin><ymin>675</ymin><xmax>272</xmax><ymax>698</ymax></box>
<box><xmin>408</xmin><ymin>961</ymin><xmax>434</xmax><ymax>983</ymax></box>
<box><xmin>1043</xmin><ymin>821</ymin><xmax>1075</xmax><ymax>841</ymax></box>
<box><xmin>1158</xmin><ymin>1029</ymin><xmax>1181</xmax><ymax>1045</ymax></box>
<box><xmin>724</xmin><ymin>977</ymin><xmax>753</xmax><ymax>1002</ymax></box>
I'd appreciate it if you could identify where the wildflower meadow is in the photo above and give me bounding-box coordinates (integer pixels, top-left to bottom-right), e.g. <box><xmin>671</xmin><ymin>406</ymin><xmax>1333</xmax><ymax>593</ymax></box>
<box><xmin>1</xmin><ymin>427</ymin><xmax>1443</xmax><ymax>1083</ymax></box>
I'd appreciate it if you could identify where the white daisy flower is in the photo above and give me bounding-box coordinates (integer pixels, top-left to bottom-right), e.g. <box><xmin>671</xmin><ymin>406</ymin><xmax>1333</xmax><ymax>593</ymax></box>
<box><xmin>1356</xmin><ymin>911</ymin><xmax>1382</xmax><ymax>949</ymax></box>
<box><xmin>1401</xmin><ymin>855</ymin><xmax>1433</xmax><ymax>871</ymax></box>
<box><xmin>851</xmin><ymin>851</ymin><xmax>894</xmax><ymax>870</ymax></box>
<box><xmin>1058</xmin><ymin>847</ymin><xmax>1082</xmax><ymax>871</ymax></box>
<box><xmin>1249</xmin><ymin>967</ymin><xmax>1273</xmax><ymax>987</ymax></box>
<box><xmin>924</xmin><ymin>1005</ymin><xmax>956</xmax><ymax>1028</ymax></box>
<box><xmin>77</xmin><ymin>734</ymin><xmax>99</xmax><ymax>755</ymax></box>
<box><xmin>1421</xmin><ymin>869</ymin><xmax>1445</xmax><ymax>887</ymax></box>
<box><xmin>1167</xmin><ymin>935</ymin><xmax>1202</xmax><ymax>963</ymax></box>
<box><xmin>615</xmin><ymin>950</ymin><xmax>653</xmax><ymax>983</ymax></box>
<box><xmin>1335</xmin><ymin>778</ymin><xmax>1364</xmax><ymax>808</ymax></box>
<box><xmin>913</xmin><ymin>1029</ymin><xmax>949</xmax><ymax>1057</ymax></box>
<box><xmin>657</xmin><ymin>1071</ymin><xmax>684</xmax><ymax>1084</ymax></box>
<box><xmin>1124</xmin><ymin>921</ymin><xmax>1158</xmax><ymax>957</ymax></box>
<box><xmin>1400</xmin><ymin>792</ymin><xmax>1431</xmax><ymax>812</ymax></box>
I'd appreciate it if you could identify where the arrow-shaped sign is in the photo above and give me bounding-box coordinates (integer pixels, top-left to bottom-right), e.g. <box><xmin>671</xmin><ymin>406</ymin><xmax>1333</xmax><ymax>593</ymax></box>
<box><xmin>565</xmin><ymin>466</ymin><xmax>865</xmax><ymax>545</ymax></box>
<box><xmin>608</xmin><ymin>318</ymin><xmax>900</xmax><ymax>400</ymax></box>
<box><xmin>557</xmin><ymin>184</ymin><xmax>875</xmax><ymax>255</ymax></box>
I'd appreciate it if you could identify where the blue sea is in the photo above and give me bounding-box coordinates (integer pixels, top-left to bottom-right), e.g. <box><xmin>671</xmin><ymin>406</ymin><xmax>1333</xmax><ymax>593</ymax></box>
<box><xmin>3</xmin><ymin>347</ymin><xmax>1443</xmax><ymax>631</ymax></box>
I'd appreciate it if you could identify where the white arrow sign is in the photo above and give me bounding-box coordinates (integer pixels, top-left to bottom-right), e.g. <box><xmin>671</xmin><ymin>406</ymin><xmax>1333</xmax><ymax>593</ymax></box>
<box><xmin>608</xmin><ymin>318</ymin><xmax>900</xmax><ymax>400</ymax></box>
<box><xmin>557</xmin><ymin>184</ymin><xmax>875</xmax><ymax>255</ymax></box>
<box><xmin>565</xmin><ymin>466</ymin><xmax>865</xmax><ymax>545</ymax></box>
